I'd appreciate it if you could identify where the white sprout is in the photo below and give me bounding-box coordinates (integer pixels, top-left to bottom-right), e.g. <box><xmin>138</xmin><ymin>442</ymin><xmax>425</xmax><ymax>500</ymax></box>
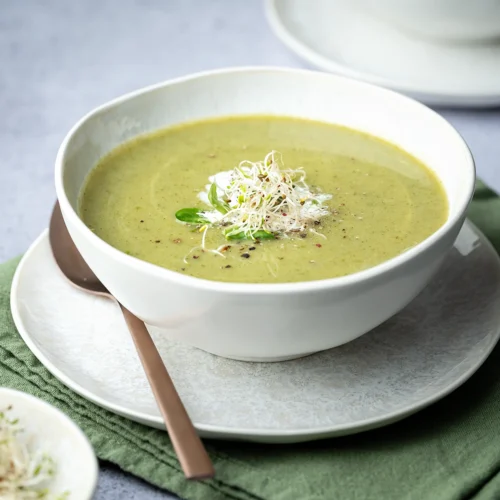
<box><xmin>0</xmin><ymin>407</ymin><xmax>69</xmax><ymax>500</ymax></box>
<box><xmin>179</xmin><ymin>151</ymin><xmax>333</xmax><ymax>263</ymax></box>
<box><xmin>199</xmin><ymin>150</ymin><xmax>332</xmax><ymax>239</ymax></box>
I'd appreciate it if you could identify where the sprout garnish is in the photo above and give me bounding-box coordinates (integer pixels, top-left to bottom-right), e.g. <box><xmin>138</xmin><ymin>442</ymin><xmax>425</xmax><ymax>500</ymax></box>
<box><xmin>0</xmin><ymin>406</ymin><xmax>69</xmax><ymax>500</ymax></box>
<box><xmin>175</xmin><ymin>151</ymin><xmax>332</xmax><ymax>261</ymax></box>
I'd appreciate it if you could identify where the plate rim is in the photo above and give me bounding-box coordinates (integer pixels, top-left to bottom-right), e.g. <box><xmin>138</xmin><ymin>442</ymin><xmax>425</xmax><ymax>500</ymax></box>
<box><xmin>10</xmin><ymin>222</ymin><xmax>500</xmax><ymax>442</ymax></box>
<box><xmin>265</xmin><ymin>0</ymin><xmax>500</xmax><ymax>107</ymax></box>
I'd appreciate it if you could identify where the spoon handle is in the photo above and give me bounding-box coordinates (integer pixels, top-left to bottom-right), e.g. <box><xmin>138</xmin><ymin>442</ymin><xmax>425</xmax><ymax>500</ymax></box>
<box><xmin>119</xmin><ymin>304</ymin><xmax>215</xmax><ymax>480</ymax></box>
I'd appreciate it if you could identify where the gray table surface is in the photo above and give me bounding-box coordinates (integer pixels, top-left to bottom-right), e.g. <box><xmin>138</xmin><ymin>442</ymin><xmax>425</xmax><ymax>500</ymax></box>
<box><xmin>1</xmin><ymin>0</ymin><xmax>500</xmax><ymax>498</ymax></box>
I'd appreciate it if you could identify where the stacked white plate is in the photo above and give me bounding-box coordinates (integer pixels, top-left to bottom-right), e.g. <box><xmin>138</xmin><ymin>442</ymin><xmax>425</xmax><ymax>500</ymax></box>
<box><xmin>266</xmin><ymin>0</ymin><xmax>500</xmax><ymax>107</ymax></box>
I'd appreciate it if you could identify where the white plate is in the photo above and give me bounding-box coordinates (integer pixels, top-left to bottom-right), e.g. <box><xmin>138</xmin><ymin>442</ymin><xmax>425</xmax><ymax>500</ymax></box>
<box><xmin>10</xmin><ymin>222</ymin><xmax>500</xmax><ymax>443</ymax></box>
<box><xmin>0</xmin><ymin>388</ymin><xmax>98</xmax><ymax>500</ymax></box>
<box><xmin>265</xmin><ymin>0</ymin><xmax>500</xmax><ymax>107</ymax></box>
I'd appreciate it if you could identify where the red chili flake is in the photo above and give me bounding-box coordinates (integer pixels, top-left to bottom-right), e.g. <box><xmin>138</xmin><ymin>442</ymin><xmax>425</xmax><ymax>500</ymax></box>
<box><xmin>173</xmin><ymin>238</ymin><xmax>182</xmax><ymax>243</ymax></box>
<box><xmin>220</xmin><ymin>245</ymin><xmax>231</xmax><ymax>252</ymax></box>
<box><xmin>282</xmin><ymin>213</ymin><xmax>287</xmax><ymax>216</ymax></box>
<box><xmin>193</xmin><ymin>255</ymin><xmax>199</xmax><ymax>259</ymax></box>
<box><xmin>315</xmin><ymin>243</ymin><xmax>322</xmax><ymax>248</ymax></box>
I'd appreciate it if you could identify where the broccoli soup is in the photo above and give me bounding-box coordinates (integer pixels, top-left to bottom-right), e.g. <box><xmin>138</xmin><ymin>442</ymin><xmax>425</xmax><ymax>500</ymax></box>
<box><xmin>80</xmin><ymin>116</ymin><xmax>448</xmax><ymax>284</ymax></box>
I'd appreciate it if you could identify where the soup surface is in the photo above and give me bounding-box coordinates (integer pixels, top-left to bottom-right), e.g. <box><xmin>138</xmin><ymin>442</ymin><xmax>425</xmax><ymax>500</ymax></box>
<box><xmin>80</xmin><ymin>116</ymin><xmax>448</xmax><ymax>283</ymax></box>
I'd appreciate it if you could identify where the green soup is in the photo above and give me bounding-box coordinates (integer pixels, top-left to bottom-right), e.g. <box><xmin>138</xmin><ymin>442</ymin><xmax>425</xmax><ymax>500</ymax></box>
<box><xmin>80</xmin><ymin>116</ymin><xmax>448</xmax><ymax>284</ymax></box>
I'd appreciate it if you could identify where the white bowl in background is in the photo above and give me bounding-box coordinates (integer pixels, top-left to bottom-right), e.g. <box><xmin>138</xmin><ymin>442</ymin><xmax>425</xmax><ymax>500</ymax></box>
<box><xmin>55</xmin><ymin>67</ymin><xmax>475</xmax><ymax>361</ymax></box>
<box><xmin>358</xmin><ymin>0</ymin><xmax>500</xmax><ymax>42</ymax></box>
<box><xmin>0</xmin><ymin>388</ymin><xmax>98</xmax><ymax>499</ymax></box>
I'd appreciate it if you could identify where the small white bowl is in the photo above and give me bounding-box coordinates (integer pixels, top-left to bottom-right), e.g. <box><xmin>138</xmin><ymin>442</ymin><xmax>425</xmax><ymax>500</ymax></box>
<box><xmin>0</xmin><ymin>388</ymin><xmax>98</xmax><ymax>499</ymax></box>
<box><xmin>55</xmin><ymin>67</ymin><xmax>475</xmax><ymax>361</ymax></box>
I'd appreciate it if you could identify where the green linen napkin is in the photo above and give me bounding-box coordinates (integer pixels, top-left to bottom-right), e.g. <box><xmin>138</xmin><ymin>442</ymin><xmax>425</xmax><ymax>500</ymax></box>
<box><xmin>1</xmin><ymin>180</ymin><xmax>500</xmax><ymax>500</ymax></box>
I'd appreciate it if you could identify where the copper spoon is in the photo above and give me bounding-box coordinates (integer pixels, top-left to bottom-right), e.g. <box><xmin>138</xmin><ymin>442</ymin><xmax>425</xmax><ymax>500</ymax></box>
<box><xmin>49</xmin><ymin>202</ymin><xmax>215</xmax><ymax>480</ymax></box>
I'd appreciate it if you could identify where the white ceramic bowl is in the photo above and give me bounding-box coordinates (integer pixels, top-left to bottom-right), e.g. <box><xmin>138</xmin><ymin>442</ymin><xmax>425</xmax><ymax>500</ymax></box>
<box><xmin>55</xmin><ymin>67</ymin><xmax>475</xmax><ymax>362</ymax></box>
<box><xmin>359</xmin><ymin>0</ymin><xmax>500</xmax><ymax>42</ymax></box>
<box><xmin>0</xmin><ymin>388</ymin><xmax>98</xmax><ymax>499</ymax></box>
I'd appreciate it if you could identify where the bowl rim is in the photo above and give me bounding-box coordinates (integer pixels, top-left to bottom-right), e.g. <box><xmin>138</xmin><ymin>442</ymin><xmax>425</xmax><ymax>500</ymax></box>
<box><xmin>0</xmin><ymin>387</ymin><xmax>98</xmax><ymax>499</ymax></box>
<box><xmin>55</xmin><ymin>66</ymin><xmax>476</xmax><ymax>295</ymax></box>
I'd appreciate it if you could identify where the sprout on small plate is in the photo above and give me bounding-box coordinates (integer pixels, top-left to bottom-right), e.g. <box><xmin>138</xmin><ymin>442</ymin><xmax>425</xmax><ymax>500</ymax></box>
<box><xmin>0</xmin><ymin>406</ymin><xmax>69</xmax><ymax>500</ymax></box>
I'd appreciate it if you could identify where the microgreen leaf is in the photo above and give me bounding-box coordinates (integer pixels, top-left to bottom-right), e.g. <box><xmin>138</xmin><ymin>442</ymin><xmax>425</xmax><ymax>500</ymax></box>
<box><xmin>253</xmin><ymin>230</ymin><xmax>276</xmax><ymax>240</ymax></box>
<box><xmin>175</xmin><ymin>208</ymin><xmax>209</xmax><ymax>224</ymax></box>
<box><xmin>208</xmin><ymin>183</ymin><xmax>229</xmax><ymax>214</ymax></box>
<box><xmin>225</xmin><ymin>232</ymin><xmax>249</xmax><ymax>241</ymax></box>
<box><xmin>225</xmin><ymin>229</ymin><xmax>275</xmax><ymax>241</ymax></box>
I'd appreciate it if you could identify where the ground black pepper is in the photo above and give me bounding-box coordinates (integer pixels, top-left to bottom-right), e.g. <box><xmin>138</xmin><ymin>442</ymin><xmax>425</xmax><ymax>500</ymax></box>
<box><xmin>241</xmin><ymin>253</ymin><xmax>250</xmax><ymax>259</ymax></box>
